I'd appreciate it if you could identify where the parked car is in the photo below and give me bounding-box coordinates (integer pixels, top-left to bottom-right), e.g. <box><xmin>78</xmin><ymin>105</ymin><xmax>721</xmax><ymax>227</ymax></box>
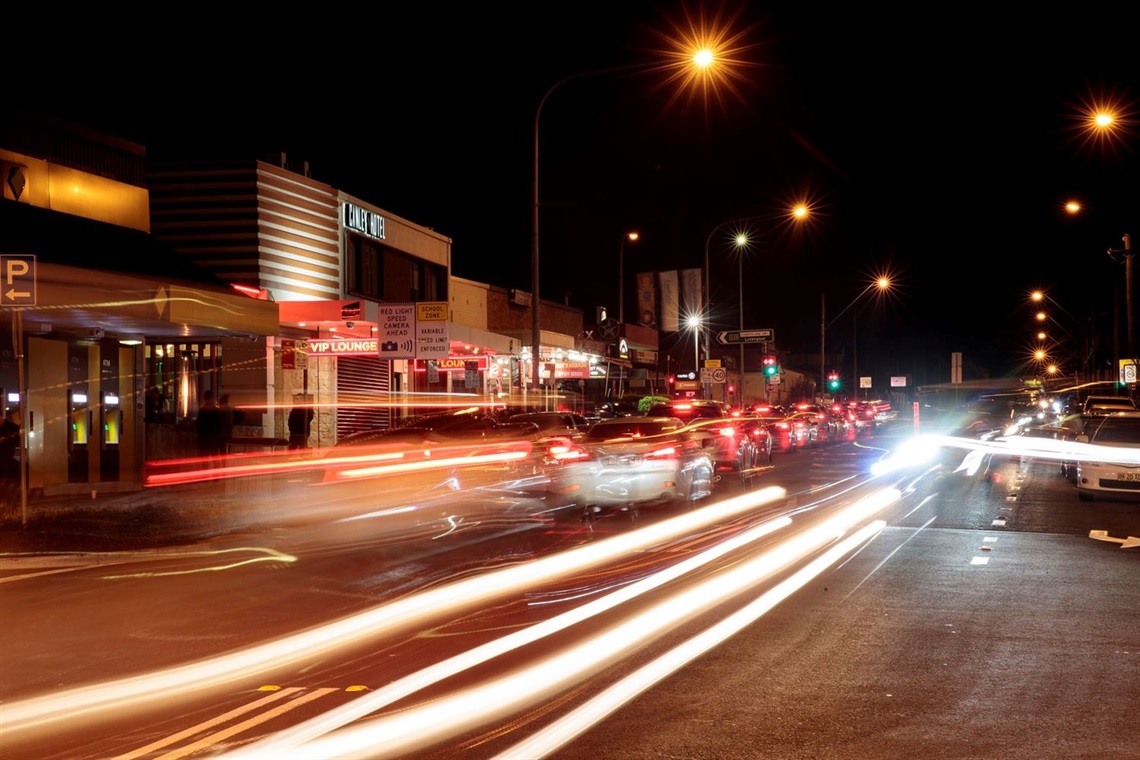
<box><xmin>645</xmin><ymin>399</ymin><xmax>770</xmax><ymax>479</ymax></box>
<box><xmin>1075</xmin><ymin>411</ymin><xmax>1140</xmax><ymax>501</ymax></box>
<box><xmin>545</xmin><ymin>416</ymin><xmax>715</xmax><ymax>519</ymax></box>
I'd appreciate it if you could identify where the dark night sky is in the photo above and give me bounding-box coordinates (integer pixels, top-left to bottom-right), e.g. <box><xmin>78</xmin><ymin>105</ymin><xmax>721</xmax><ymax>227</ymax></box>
<box><xmin>10</xmin><ymin>4</ymin><xmax>1138</xmax><ymax>382</ymax></box>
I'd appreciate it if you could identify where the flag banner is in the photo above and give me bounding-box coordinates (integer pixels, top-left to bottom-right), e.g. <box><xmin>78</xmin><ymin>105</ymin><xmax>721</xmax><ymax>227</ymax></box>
<box><xmin>636</xmin><ymin>271</ymin><xmax>657</xmax><ymax>328</ymax></box>
<box><xmin>680</xmin><ymin>268</ymin><xmax>703</xmax><ymax>317</ymax></box>
<box><xmin>659</xmin><ymin>270</ymin><xmax>680</xmax><ymax>332</ymax></box>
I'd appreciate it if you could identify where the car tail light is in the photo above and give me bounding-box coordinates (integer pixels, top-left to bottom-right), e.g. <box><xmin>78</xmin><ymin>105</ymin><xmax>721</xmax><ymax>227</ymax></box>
<box><xmin>542</xmin><ymin>437</ymin><xmax>591</xmax><ymax>464</ymax></box>
<box><xmin>646</xmin><ymin>445</ymin><xmax>679</xmax><ymax>460</ymax></box>
<box><xmin>718</xmin><ymin>425</ymin><xmax>736</xmax><ymax>438</ymax></box>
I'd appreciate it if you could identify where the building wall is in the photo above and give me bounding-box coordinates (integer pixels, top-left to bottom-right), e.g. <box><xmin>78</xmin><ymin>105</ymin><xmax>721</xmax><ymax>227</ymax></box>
<box><xmin>486</xmin><ymin>287</ymin><xmax>583</xmax><ymax>337</ymax></box>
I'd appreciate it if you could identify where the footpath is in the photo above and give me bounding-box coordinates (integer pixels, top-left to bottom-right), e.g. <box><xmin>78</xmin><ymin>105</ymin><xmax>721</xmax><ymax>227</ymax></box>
<box><xmin>0</xmin><ymin>488</ymin><xmax>237</xmax><ymax>555</ymax></box>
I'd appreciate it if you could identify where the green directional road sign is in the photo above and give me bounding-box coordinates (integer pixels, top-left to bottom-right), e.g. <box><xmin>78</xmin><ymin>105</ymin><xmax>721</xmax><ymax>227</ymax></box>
<box><xmin>716</xmin><ymin>328</ymin><xmax>774</xmax><ymax>345</ymax></box>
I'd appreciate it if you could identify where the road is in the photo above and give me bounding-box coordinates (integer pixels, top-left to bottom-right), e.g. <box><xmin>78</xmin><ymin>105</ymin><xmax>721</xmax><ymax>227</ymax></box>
<box><xmin>1</xmin><ymin>421</ymin><xmax>1136</xmax><ymax>759</ymax></box>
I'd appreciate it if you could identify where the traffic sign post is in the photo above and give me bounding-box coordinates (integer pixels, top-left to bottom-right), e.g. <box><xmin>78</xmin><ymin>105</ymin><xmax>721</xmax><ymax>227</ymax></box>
<box><xmin>716</xmin><ymin>328</ymin><xmax>773</xmax><ymax>345</ymax></box>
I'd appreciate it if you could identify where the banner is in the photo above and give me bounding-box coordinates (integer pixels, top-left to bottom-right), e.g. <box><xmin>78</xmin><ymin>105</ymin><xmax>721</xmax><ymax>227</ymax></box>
<box><xmin>658</xmin><ymin>270</ymin><xmax>679</xmax><ymax>332</ymax></box>
<box><xmin>636</xmin><ymin>271</ymin><xmax>657</xmax><ymax>328</ymax></box>
<box><xmin>681</xmin><ymin>268</ymin><xmax>703</xmax><ymax>317</ymax></box>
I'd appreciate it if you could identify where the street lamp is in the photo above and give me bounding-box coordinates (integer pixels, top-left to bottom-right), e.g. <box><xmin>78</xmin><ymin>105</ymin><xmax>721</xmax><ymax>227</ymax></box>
<box><xmin>820</xmin><ymin>277</ymin><xmax>890</xmax><ymax>400</ymax></box>
<box><xmin>531</xmin><ymin>50</ymin><xmax>720</xmax><ymax>398</ymax></box>
<box><xmin>704</xmin><ymin>206</ymin><xmax>809</xmax><ymax>402</ymax></box>
<box><xmin>618</xmin><ymin>231</ymin><xmax>640</xmax><ymax>324</ymax></box>
<box><xmin>686</xmin><ymin>314</ymin><xmax>702</xmax><ymax>373</ymax></box>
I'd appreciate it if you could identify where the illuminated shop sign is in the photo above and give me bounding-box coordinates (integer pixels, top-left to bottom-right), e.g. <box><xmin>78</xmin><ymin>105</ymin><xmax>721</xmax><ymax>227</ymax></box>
<box><xmin>343</xmin><ymin>202</ymin><xmax>386</xmax><ymax>240</ymax></box>
<box><xmin>414</xmin><ymin>356</ymin><xmax>490</xmax><ymax>372</ymax></box>
<box><xmin>307</xmin><ymin>338</ymin><xmax>379</xmax><ymax>356</ymax></box>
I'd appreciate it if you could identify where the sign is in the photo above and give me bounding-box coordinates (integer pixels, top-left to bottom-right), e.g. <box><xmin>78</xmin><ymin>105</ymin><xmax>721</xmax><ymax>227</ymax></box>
<box><xmin>711</xmin><ymin>367</ymin><xmax>727</xmax><ymax>383</ymax></box>
<box><xmin>1121</xmin><ymin>360</ymin><xmax>1137</xmax><ymax>384</ymax></box>
<box><xmin>675</xmin><ymin>380</ymin><xmax>700</xmax><ymax>391</ymax></box>
<box><xmin>416</xmin><ymin>301</ymin><xmax>450</xmax><ymax>359</ymax></box>
<box><xmin>342</xmin><ymin>203</ymin><xmax>386</xmax><ymax>240</ymax></box>
<box><xmin>1</xmin><ymin>254</ymin><xmax>36</xmax><ymax>306</ymax></box>
<box><xmin>891</xmin><ymin>376</ymin><xmax>908</xmax><ymax>387</ymax></box>
<box><xmin>307</xmin><ymin>338</ymin><xmax>377</xmax><ymax>356</ymax></box>
<box><xmin>427</xmin><ymin>361</ymin><xmax>439</xmax><ymax>384</ymax></box>
<box><xmin>860</xmin><ymin>376</ymin><xmax>872</xmax><ymax>389</ymax></box>
<box><xmin>676</xmin><ymin>371</ymin><xmax>698</xmax><ymax>381</ymax></box>
<box><xmin>598</xmin><ymin>318</ymin><xmax>620</xmax><ymax>342</ymax></box>
<box><xmin>377</xmin><ymin>302</ymin><xmax>416</xmax><ymax>359</ymax></box>
<box><xmin>281</xmin><ymin>339</ymin><xmax>296</xmax><ymax>369</ymax></box>
<box><xmin>704</xmin><ymin>359</ymin><xmax>722</xmax><ymax>369</ymax></box>
<box><xmin>414</xmin><ymin>356</ymin><xmax>489</xmax><ymax>372</ymax></box>
<box><xmin>716</xmin><ymin>328</ymin><xmax>774</xmax><ymax>345</ymax></box>
<box><xmin>465</xmin><ymin>360</ymin><xmax>480</xmax><ymax>389</ymax></box>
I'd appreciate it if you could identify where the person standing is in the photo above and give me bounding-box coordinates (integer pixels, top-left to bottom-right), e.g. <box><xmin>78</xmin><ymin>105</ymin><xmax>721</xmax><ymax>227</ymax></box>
<box><xmin>288</xmin><ymin>397</ymin><xmax>314</xmax><ymax>449</ymax></box>
<box><xmin>196</xmin><ymin>390</ymin><xmax>226</xmax><ymax>459</ymax></box>
<box><xmin>0</xmin><ymin>408</ymin><xmax>21</xmax><ymax>510</ymax></box>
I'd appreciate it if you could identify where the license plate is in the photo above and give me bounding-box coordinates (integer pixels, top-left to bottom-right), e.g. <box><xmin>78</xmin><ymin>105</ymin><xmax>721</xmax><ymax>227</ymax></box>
<box><xmin>1119</xmin><ymin>472</ymin><xmax>1140</xmax><ymax>482</ymax></box>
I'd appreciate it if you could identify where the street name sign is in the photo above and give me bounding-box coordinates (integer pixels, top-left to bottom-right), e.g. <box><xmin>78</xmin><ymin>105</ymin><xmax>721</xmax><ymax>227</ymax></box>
<box><xmin>716</xmin><ymin>328</ymin><xmax>773</xmax><ymax>345</ymax></box>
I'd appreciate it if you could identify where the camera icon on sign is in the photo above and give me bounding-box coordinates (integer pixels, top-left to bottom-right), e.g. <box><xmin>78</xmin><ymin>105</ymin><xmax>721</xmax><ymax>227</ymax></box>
<box><xmin>381</xmin><ymin>340</ymin><xmax>398</xmax><ymax>352</ymax></box>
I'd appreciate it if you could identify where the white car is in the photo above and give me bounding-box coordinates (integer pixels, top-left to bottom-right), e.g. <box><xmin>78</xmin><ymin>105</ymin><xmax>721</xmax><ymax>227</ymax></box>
<box><xmin>544</xmin><ymin>416</ymin><xmax>715</xmax><ymax>519</ymax></box>
<box><xmin>1075</xmin><ymin>411</ymin><xmax>1140</xmax><ymax>502</ymax></box>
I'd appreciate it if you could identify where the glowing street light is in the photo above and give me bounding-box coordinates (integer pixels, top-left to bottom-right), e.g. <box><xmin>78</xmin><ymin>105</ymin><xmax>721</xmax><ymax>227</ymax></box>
<box><xmin>530</xmin><ymin>38</ymin><xmax>730</xmax><ymax>396</ymax></box>
<box><xmin>821</xmin><ymin>277</ymin><xmax>891</xmax><ymax>400</ymax></box>
<box><xmin>617</xmin><ymin>231</ymin><xmax>640</xmax><ymax>324</ymax></box>
<box><xmin>704</xmin><ymin>205</ymin><xmax>809</xmax><ymax>401</ymax></box>
<box><xmin>686</xmin><ymin>313</ymin><xmax>702</xmax><ymax>373</ymax></box>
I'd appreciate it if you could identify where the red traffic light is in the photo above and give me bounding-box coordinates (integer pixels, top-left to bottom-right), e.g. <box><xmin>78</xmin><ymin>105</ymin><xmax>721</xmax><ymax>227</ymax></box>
<box><xmin>762</xmin><ymin>355</ymin><xmax>776</xmax><ymax>366</ymax></box>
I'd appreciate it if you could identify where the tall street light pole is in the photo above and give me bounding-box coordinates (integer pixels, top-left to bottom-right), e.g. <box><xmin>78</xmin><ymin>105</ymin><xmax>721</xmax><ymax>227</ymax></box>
<box><xmin>821</xmin><ymin>278</ymin><xmax>890</xmax><ymax>400</ymax></box>
<box><xmin>618</xmin><ymin>231</ymin><xmax>639</xmax><ymax>324</ymax></box>
<box><xmin>532</xmin><ymin>51</ymin><xmax>719</xmax><ymax>399</ymax></box>
<box><xmin>705</xmin><ymin>208</ymin><xmax>809</xmax><ymax>403</ymax></box>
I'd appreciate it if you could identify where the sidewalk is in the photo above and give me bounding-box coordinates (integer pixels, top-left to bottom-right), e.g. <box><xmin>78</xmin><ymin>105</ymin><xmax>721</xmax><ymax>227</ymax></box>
<box><xmin>0</xmin><ymin>488</ymin><xmax>235</xmax><ymax>555</ymax></box>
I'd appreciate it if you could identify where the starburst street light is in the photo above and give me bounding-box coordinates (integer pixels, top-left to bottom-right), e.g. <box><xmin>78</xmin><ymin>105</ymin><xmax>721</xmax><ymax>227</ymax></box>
<box><xmin>821</xmin><ymin>276</ymin><xmax>891</xmax><ymax>400</ymax></box>
<box><xmin>703</xmin><ymin>204</ymin><xmax>810</xmax><ymax>401</ymax></box>
<box><xmin>529</xmin><ymin>15</ymin><xmax>756</xmax><ymax>398</ymax></box>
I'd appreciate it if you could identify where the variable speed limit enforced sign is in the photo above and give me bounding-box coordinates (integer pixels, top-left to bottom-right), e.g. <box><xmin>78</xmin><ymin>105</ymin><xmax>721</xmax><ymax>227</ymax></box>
<box><xmin>1</xmin><ymin>254</ymin><xmax>36</xmax><ymax>306</ymax></box>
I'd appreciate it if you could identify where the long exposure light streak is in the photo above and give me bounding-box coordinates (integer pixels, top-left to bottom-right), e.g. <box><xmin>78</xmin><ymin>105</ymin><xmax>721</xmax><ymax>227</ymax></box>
<box><xmin>219</xmin><ymin>488</ymin><xmax>899</xmax><ymax>759</ymax></box>
<box><xmin>499</xmin><ymin>521</ymin><xmax>888</xmax><ymax>759</ymax></box>
<box><xmin>220</xmin><ymin>516</ymin><xmax>798</xmax><ymax>758</ymax></box>
<box><xmin>1</xmin><ymin>487</ymin><xmax>787</xmax><ymax>737</ymax></box>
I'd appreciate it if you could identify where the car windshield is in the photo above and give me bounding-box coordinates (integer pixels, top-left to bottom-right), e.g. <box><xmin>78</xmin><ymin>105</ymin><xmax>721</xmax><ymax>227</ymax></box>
<box><xmin>1089</xmin><ymin>417</ymin><xmax>1140</xmax><ymax>444</ymax></box>
<box><xmin>585</xmin><ymin>419</ymin><xmax>681</xmax><ymax>441</ymax></box>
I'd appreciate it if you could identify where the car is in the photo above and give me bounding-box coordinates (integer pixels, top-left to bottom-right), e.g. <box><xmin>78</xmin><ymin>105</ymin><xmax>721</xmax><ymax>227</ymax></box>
<box><xmin>764</xmin><ymin>410</ymin><xmax>807</xmax><ymax>452</ymax></box>
<box><xmin>1081</xmin><ymin>395</ymin><xmax>1138</xmax><ymax>416</ymax></box>
<box><xmin>505</xmin><ymin>411</ymin><xmax>592</xmax><ymax>440</ymax></box>
<box><xmin>645</xmin><ymin>400</ymin><xmax>771</xmax><ymax>480</ymax></box>
<box><xmin>545</xmin><ymin>416</ymin><xmax>715</xmax><ymax>520</ymax></box>
<box><xmin>1074</xmin><ymin>411</ymin><xmax>1140</xmax><ymax>501</ymax></box>
<box><xmin>786</xmin><ymin>402</ymin><xmax>837</xmax><ymax>445</ymax></box>
<box><xmin>338</xmin><ymin>407</ymin><xmax>541</xmax><ymax>446</ymax></box>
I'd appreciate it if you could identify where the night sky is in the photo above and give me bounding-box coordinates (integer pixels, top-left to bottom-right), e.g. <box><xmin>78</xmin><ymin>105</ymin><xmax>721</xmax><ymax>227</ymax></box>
<box><xmin>9</xmin><ymin>4</ymin><xmax>1138</xmax><ymax>384</ymax></box>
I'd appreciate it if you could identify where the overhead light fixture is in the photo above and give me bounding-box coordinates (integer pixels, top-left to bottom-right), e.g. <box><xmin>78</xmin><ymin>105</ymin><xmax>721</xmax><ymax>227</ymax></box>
<box><xmin>118</xmin><ymin>333</ymin><xmax>144</xmax><ymax>346</ymax></box>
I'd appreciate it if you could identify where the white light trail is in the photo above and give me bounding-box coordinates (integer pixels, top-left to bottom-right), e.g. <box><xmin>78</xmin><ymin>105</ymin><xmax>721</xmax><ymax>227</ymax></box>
<box><xmin>1</xmin><ymin>487</ymin><xmax>787</xmax><ymax>737</ymax></box>
<box><xmin>221</xmin><ymin>489</ymin><xmax>899</xmax><ymax>760</ymax></box>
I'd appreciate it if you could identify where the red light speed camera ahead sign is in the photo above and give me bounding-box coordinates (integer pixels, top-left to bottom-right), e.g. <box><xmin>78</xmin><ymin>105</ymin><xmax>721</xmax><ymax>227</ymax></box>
<box><xmin>1</xmin><ymin>255</ymin><xmax>36</xmax><ymax>306</ymax></box>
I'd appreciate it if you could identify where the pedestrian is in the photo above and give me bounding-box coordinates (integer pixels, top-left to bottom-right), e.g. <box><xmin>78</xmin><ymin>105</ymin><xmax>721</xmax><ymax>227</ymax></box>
<box><xmin>0</xmin><ymin>408</ymin><xmax>21</xmax><ymax>509</ymax></box>
<box><xmin>288</xmin><ymin>397</ymin><xmax>314</xmax><ymax>449</ymax></box>
<box><xmin>196</xmin><ymin>390</ymin><xmax>227</xmax><ymax>459</ymax></box>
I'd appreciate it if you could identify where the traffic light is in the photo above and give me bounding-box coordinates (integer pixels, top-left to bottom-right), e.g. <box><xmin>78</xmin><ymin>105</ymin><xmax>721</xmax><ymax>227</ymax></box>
<box><xmin>762</xmin><ymin>355</ymin><xmax>779</xmax><ymax>378</ymax></box>
<box><xmin>827</xmin><ymin>372</ymin><xmax>841</xmax><ymax>392</ymax></box>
